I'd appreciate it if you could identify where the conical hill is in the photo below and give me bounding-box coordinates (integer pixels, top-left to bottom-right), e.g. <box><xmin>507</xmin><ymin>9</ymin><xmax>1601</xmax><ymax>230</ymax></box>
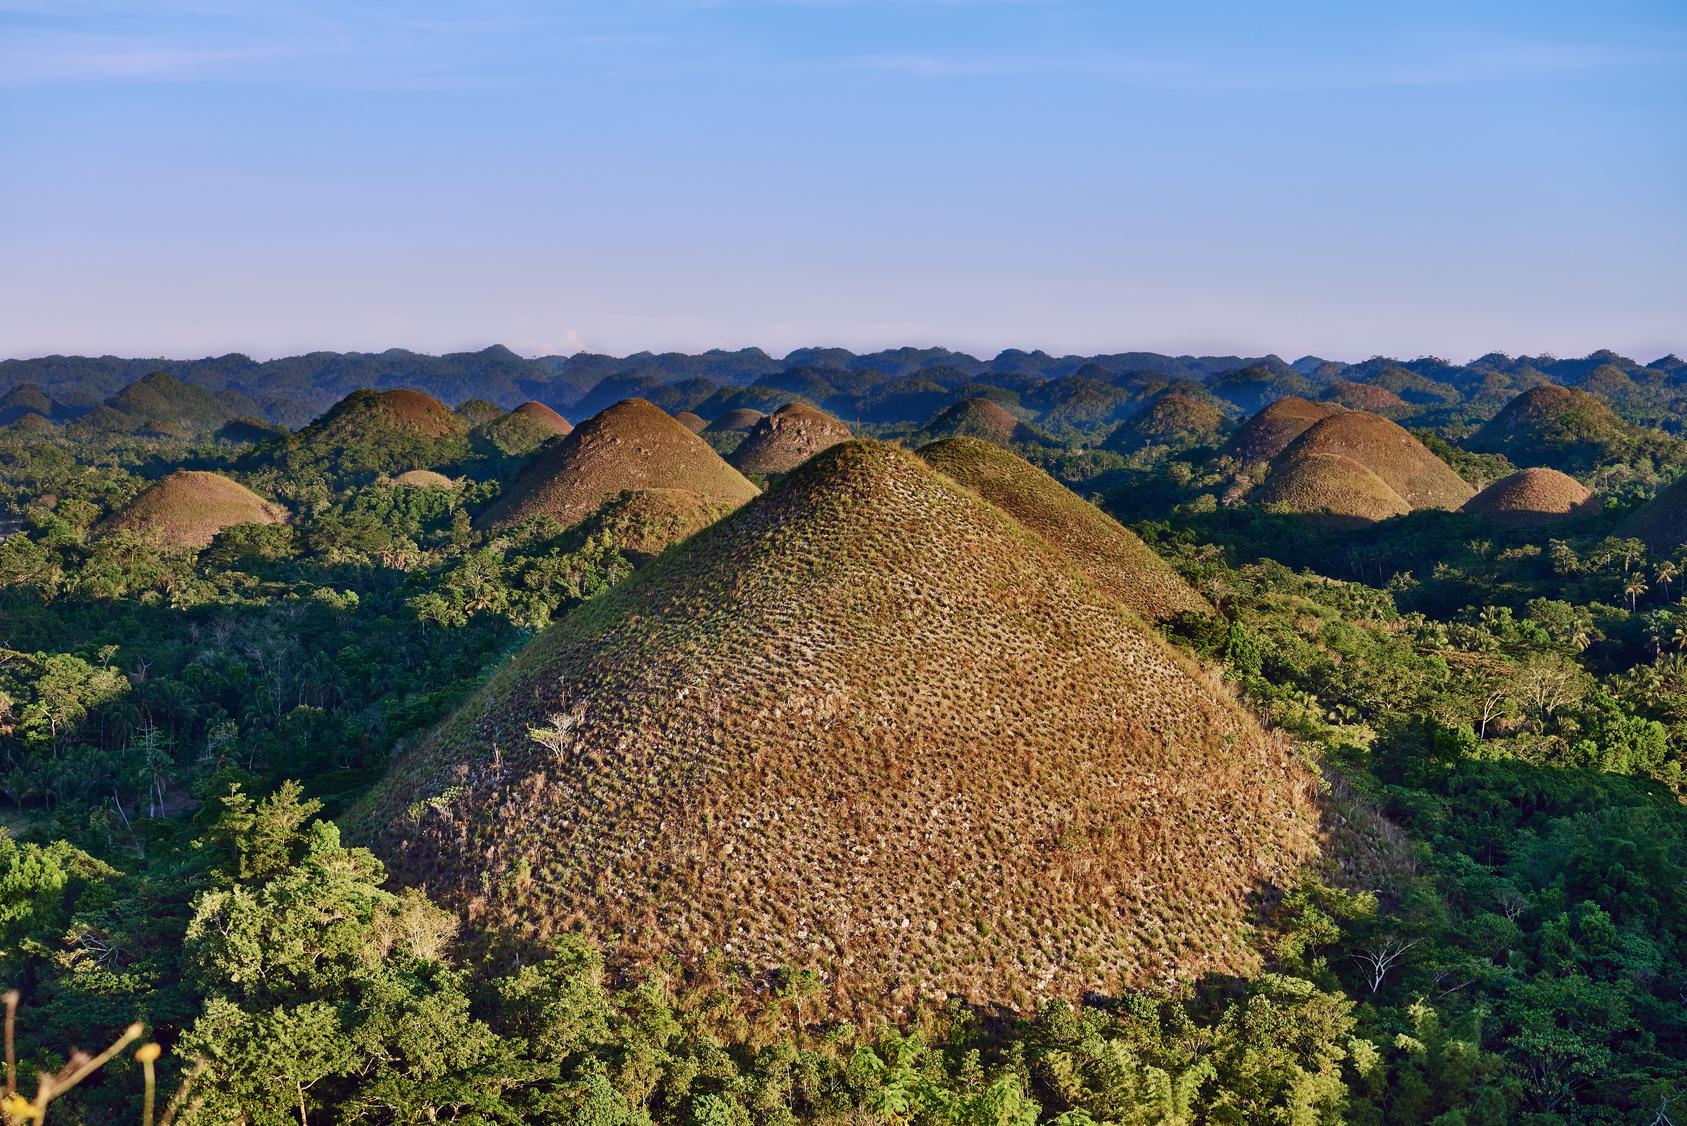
<box><xmin>475</xmin><ymin>398</ymin><xmax>759</xmax><ymax>531</ymax></box>
<box><xmin>325</xmin><ymin>388</ymin><xmax>466</xmax><ymax>439</ymax></box>
<box><xmin>674</xmin><ymin>412</ymin><xmax>708</xmax><ymax>434</ymax></box>
<box><xmin>1318</xmin><ymin>381</ymin><xmax>1408</xmax><ymax>416</ymax></box>
<box><xmin>703</xmin><ymin>408</ymin><xmax>766</xmax><ymax>435</ymax></box>
<box><xmin>1466</xmin><ymin>386</ymin><xmax>1625</xmax><ymax>458</ymax></box>
<box><xmin>358</xmin><ymin>442</ymin><xmax>1319</xmax><ymax>1014</ymax></box>
<box><xmin>471</xmin><ymin>403</ymin><xmax>572</xmax><ymax>460</ymax></box>
<box><xmin>917</xmin><ymin>398</ymin><xmax>1045</xmax><ymax>447</ymax></box>
<box><xmin>1103</xmin><ymin>394</ymin><xmax>1230</xmax><ymax>455</ymax></box>
<box><xmin>1618</xmin><ymin>478</ymin><xmax>1687</xmax><ymax>553</ymax></box>
<box><xmin>96</xmin><ymin>471</ymin><xmax>289</xmax><ymax>547</ymax></box>
<box><xmin>728</xmin><ymin>402</ymin><xmax>852</xmax><ymax>476</ymax></box>
<box><xmin>392</xmin><ymin>469</ymin><xmax>456</xmax><ymax>490</ymax></box>
<box><xmin>1254</xmin><ymin>453</ymin><xmax>1410</xmax><ymax>529</ymax></box>
<box><xmin>239</xmin><ymin>388</ymin><xmax>470</xmax><ymax>486</ymax></box>
<box><xmin>512</xmin><ymin>401</ymin><xmax>573</xmax><ymax>435</ymax></box>
<box><xmin>1463</xmin><ymin>468</ymin><xmax>1598</xmax><ymax>526</ymax></box>
<box><xmin>1273</xmin><ymin>410</ymin><xmax>1474</xmax><ymax>510</ymax></box>
<box><xmin>917</xmin><ymin>437</ymin><xmax>1209</xmax><ymax>620</ymax></box>
<box><xmin>1216</xmin><ymin>397</ymin><xmax>1329</xmax><ymax>467</ymax></box>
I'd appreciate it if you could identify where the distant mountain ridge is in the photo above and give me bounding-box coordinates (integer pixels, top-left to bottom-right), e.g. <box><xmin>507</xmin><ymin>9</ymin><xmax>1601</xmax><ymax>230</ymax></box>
<box><xmin>4</xmin><ymin>344</ymin><xmax>1680</xmax><ymax>439</ymax></box>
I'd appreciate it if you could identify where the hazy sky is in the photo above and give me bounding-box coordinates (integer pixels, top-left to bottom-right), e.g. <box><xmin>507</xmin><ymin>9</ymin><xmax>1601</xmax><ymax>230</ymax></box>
<box><xmin>2</xmin><ymin>0</ymin><xmax>1683</xmax><ymax>364</ymax></box>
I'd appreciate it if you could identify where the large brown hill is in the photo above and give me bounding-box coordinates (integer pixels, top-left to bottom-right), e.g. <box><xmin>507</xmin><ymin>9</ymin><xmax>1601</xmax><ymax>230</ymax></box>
<box><xmin>97</xmin><ymin>471</ymin><xmax>289</xmax><ymax>547</ymax></box>
<box><xmin>1274</xmin><ymin>411</ymin><xmax>1474</xmax><ymax>510</ymax></box>
<box><xmin>512</xmin><ymin>401</ymin><xmax>573</xmax><ymax>435</ymax></box>
<box><xmin>340</xmin><ymin>388</ymin><xmax>467</xmax><ymax>439</ymax></box>
<box><xmin>1216</xmin><ymin>397</ymin><xmax>1329</xmax><ymax>467</ymax></box>
<box><xmin>475</xmin><ymin>398</ymin><xmax>759</xmax><ymax>531</ymax></box>
<box><xmin>357</xmin><ymin>441</ymin><xmax>1320</xmax><ymax>1015</ymax></box>
<box><xmin>1463</xmin><ymin>468</ymin><xmax>1598</xmax><ymax>527</ymax></box>
<box><xmin>729</xmin><ymin>402</ymin><xmax>852</xmax><ymax>476</ymax></box>
<box><xmin>917</xmin><ymin>437</ymin><xmax>1210</xmax><ymax>620</ymax></box>
<box><xmin>1254</xmin><ymin>453</ymin><xmax>1410</xmax><ymax>529</ymax></box>
<box><xmin>1103</xmin><ymin>394</ymin><xmax>1230</xmax><ymax>455</ymax></box>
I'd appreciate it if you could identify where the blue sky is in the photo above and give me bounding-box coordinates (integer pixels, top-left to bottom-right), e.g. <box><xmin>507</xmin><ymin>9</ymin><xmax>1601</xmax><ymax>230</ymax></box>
<box><xmin>1</xmin><ymin>1</ymin><xmax>1683</xmax><ymax>364</ymax></box>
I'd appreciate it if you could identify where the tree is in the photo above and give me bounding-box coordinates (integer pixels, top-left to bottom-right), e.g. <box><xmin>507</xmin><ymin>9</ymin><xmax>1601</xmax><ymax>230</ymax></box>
<box><xmin>132</xmin><ymin>726</ymin><xmax>177</xmax><ymax>818</ymax></box>
<box><xmin>1656</xmin><ymin>559</ymin><xmax>1679</xmax><ymax>603</ymax></box>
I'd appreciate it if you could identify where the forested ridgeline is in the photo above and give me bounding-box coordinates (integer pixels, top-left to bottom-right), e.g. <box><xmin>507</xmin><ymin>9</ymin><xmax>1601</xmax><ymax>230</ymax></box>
<box><xmin>5</xmin><ymin>346</ymin><xmax>1684</xmax><ymax>455</ymax></box>
<box><xmin>0</xmin><ymin>369</ymin><xmax>1683</xmax><ymax>1124</ymax></box>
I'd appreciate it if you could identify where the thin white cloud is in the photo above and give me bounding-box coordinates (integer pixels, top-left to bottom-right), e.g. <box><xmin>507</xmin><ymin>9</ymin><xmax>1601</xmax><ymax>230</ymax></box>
<box><xmin>831</xmin><ymin>39</ymin><xmax>1683</xmax><ymax>92</ymax></box>
<box><xmin>0</xmin><ymin>0</ymin><xmax>1680</xmax><ymax>94</ymax></box>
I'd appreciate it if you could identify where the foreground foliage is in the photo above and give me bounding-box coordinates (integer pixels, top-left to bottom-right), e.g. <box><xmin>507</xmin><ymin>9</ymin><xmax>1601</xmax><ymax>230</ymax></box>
<box><xmin>2</xmin><ymin>365</ymin><xmax>1687</xmax><ymax>1123</ymax></box>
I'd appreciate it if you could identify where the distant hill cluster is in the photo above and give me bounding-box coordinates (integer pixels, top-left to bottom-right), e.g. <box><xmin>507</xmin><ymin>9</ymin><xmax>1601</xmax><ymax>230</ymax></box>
<box><xmin>8</xmin><ymin>344</ymin><xmax>1677</xmax><ymax>445</ymax></box>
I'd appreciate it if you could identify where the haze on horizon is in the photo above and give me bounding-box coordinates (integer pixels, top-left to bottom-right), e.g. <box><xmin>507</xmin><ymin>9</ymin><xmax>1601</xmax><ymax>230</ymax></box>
<box><xmin>2</xmin><ymin>0</ymin><xmax>1683</xmax><ymax>367</ymax></box>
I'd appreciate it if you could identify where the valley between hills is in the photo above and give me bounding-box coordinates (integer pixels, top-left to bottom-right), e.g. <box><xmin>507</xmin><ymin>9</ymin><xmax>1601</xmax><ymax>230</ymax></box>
<box><xmin>0</xmin><ymin>345</ymin><xmax>1684</xmax><ymax>1124</ymax></box>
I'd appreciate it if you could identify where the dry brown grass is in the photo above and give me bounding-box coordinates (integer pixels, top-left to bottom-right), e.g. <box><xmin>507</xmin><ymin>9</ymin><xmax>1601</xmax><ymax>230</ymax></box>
<box><xmin>1462</xmin><ymin>467</ymin><xmax>1598</xmax><ymax>526</ymax></box>
<box><xmin>355</xmin><ymin>440</ymin><xmax>1321</xmax><ymax>1018</ymax></box>
<box><xmin>96</xmin><ymin>471</ymin><xmax>289</xmax><ymax>547</ymax></box>
<box><xmin>369</xmin><ymin>389</ymin><xmax>468</xmax><ymax>438</ymax></box>
<box><xmin>917</xmin><ymin>437</ymin><xmax>1211</xmax><ymax>620</ymax></box>
<box><xmin>476</xmin><ymin>398</ymin><xmax>760</xmax><ymax>531</ymax></box>
<box><xmin>1274</xmin><ymin>410</ymin><xmax>1474</xmax><ymax>510</ymax></box>
<box><xmin>729</xmin><ymin>402</ymin><xmax>853</xmax><ymax>476</ymax></box>
<box><xmin>1215</xmin><ymin>397</ymin><xmax>1329</xmax><ymax>467</ymax></box>
<box><xmin>392</xmin><ymin>469</ymin><xmax>457</xmax><ymax>490</ymax></box>
<box><xmin>674</xmin><ymin>411</ymin><xmax>708</xmax><ymax>434</ymax></box>
<box><xmin>919</xmin><ymin>399</ymin><xmax>1043</xmax><ymax>447</ymax></box>
<box><xmin>1254</xmin><ymin>453</ymin><xmax>1410</xmax><ymax>529</ymax></box>
<box><xmin>512</xmin><ymin>401</ymin><xmax>574</xmax><ymax>435</ymax></box>
<box><xmin>704</xmin><ymin>409</ymin><xmax>767</xmax><ymax>434</ymax></box>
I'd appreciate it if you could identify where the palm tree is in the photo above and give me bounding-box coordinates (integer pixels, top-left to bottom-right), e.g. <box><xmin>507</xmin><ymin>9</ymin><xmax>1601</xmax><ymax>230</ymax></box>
<box><xmin>132</xmin><ymin>726</ymin><xmax>177</xmax><ymax>818</ymax></box>
<box><xmin>1627</xmin><ymin>578</ymin><xmax>1649</xmax><ymax>613</ymax></box>
<box><xmin>1657</xmin><ymin>560</ymin><xmax>1679</xmax><ymax>604</ymax></box>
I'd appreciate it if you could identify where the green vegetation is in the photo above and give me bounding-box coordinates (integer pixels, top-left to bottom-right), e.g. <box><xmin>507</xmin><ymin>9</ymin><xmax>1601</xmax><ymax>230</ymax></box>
<box><xmin>2</xmin><ymin>356</ymin><xmax>1687</xmax><ymax>1124</ymax></box>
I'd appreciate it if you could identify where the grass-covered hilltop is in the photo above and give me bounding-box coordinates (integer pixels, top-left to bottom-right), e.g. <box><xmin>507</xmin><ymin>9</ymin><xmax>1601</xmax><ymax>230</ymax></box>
<box><xmin>0</xmin><ymin>343</ymin><xmax>1685</xmax><ymax>1124</ymax></box>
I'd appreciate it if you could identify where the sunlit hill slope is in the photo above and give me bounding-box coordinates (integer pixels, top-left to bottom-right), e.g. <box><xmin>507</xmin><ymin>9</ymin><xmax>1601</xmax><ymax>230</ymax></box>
<box><xmin>356</xmin><ymin>441</ymin><xmax>1320</xmax><ymax>1017</ymax></box>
